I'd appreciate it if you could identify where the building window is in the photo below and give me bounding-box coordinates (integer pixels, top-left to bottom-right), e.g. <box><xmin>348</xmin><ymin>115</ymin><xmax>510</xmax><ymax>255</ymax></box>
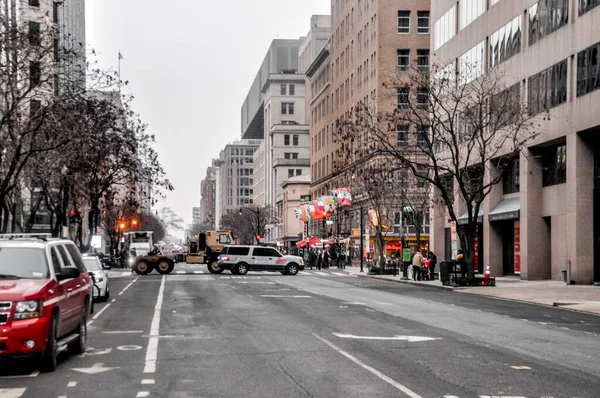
<box><xmin>30</xmin><ymin>99</ymin><xmax>41</xmax><ymax>118</ymax></box>
<box><xmin>491</xmin><ymin>83</ymin><xmax>521</xmax><ymax>128</ymax></box>
<box><xmin>417</xmin><ymin>49</ymin><xmax>429</xmax><ymax>71</ymax></box>
<box><xmin>397</xmin><ymin>87</ymin><xmax>409</xmax><ymax>109</ymax></box>
<box><xmin>281</xmin><ymin>84</ymin><xmax>286</xmax><ymax>95</ymax></box>
<box><xmin>529</xmin><ymin>0</ymin><xmax>568</xmax><ymax>46</ymax></box>
<box><xmin>289</xmin><ymin>84</ymin><xmax>295</xmax><ymax>95</ymax></box>
<box><xmin>296</xmin><ymin>169</ymin><xmax>302</xmax><ymax>176</ymax></box>
<box><xmin>397</xmin><ymin>125</ymin><xmax>409</xmax><ymax>147</ymax></box>
<box><xmin>28</xmin><ymin>21</ymin><xmax>41</xmax><ymax>45</ymax></box>
<box><xmin>459</xmin><ymin>40</ymin><xmax>485</xmax><ymax>85</ymax></box>
<box><xmin>293</xmin><ymin>134</ymin><xmax>299</xmax><ymax>146</ymax></box>
<box><xmin>527</xmin><ymin>59</ymin><xmax>567</xmax><ymax>116</ymax></box>
<box><xmin>397</xmin><ymin>11</ymin><xmax>410</xmax><ymax>34</ymax></box>
<box><xmin>284</xmin><ymin>135</ymin><xmax>290</xmax><ymax>145</ymax></box>
<box><xmin>416</xmin><ymin>125</ymin><xmax>429</xmax><ymax>148</ymax></box>
<box><xmin>288</xmin><ymin>103</ymin><xmax>295</xmax><ymax>115</ymax></box>
<box><xmin>417</xmin><ymin>11</ymin><xmax>430</xmax><ymax>34</ymax></box>
<box><xmin>490</xmin><ymin>15</ymin><xmax>521</xmax><ymax>69</ymax></box>
<box><xmin>542</xmin><ymin>144</ymin><xmax>567</xmax><ymax>187</ymax></box>
<box><xmin>417</xmin><ymin>87</ymin><xmax>428</xmax><ymax>108</ymax></box>
<box><xmin>292</xmin><ymin>153</ymin><xmax>298</xmax><ymax>159</ymax></box>
<box><xmin>434</xmin><ymin>5</ymin><xmax>457</xmax><ymax>50</ymax></box>
<box><xmin>502</xmin><ymin>157</ymin><xmax>520</xmax><ymax>194</ymax></box>
<box><xmin>580</xmin><ymin>0</ymin><xmax>600</xmax><ymax>15</ymax></box>
<box><xmin>459</xmin><ymin>0</ymin><xmax>486</xmax><ymax>30</ymax></box>
<box><xmin>288</xmin><ymin>169</ymin><xmax>294</xmax><ymax>178</ymax></box>
<box><xmin>397</xmin><ymin>49</ymin><xmax>410</xmax><ymax>73</ymax></box>
<box><xmin>577</xmin><ymin>40</ymin><xmax>600</xmax><ymax>98</ymax></box>
<box><xmin>30</xmin><ymin>62</ymin><xmax>41</xmax><ymax>87</ymax></box>
<box><xmin>29</xmin><ymin>0</ymin><xmax>40</xmax><ymax>6</ymax></box>
<box><xmin>284</xmin><ymin>153</ymin><xmax>291</xmax><ymax>159</ymax></box>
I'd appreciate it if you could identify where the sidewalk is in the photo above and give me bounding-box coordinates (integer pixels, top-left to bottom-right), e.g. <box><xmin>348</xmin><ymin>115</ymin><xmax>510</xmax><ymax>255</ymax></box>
<box><xmin>345</xmin><ymin>265</ymin><xmax>600</xmax><ymax>316</ymax></box>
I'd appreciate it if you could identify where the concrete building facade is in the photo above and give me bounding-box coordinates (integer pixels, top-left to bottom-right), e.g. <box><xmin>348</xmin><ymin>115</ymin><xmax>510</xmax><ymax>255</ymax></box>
<box><xmin>307</xmin><ymin>0</ymin><xmax>431</xmax><ymax>244</ymax></box>
<box><xmin>192</xmin><ymin>207</ymin><xmax>201</xmax><ymax>225</ymax></box>
<box><xmin>430</xmin><ymin>0</ymin><xmax>600</xmax><ymax>284</ymax></box>
<box><xmin>214</xmin><ymin>140</ymin><xmax>261</xmax><ymax>228</ymax></box>
<box><xmin>200</xmin><ymin>165</ymin><xmax>216</xmax><ymax>229</ymax></box>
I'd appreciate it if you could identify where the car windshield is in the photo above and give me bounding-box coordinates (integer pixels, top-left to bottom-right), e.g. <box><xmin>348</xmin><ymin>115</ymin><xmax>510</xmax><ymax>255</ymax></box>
<box><xmin>82</xmin><ymin>257</ymin><xmax>102</xmax><ymax>271</ymax></box>
<box><xmin>0</xmin><ymin>247</ymin><xmax>49</xmax><ymax>279</ymax></box>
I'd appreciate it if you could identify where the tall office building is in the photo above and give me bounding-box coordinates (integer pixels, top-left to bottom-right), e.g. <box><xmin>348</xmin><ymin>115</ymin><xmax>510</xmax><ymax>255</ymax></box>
<box><xmin>430</xmin><ymin>0</ymin><xmax>600</xmax><ymax>283</ymax></box>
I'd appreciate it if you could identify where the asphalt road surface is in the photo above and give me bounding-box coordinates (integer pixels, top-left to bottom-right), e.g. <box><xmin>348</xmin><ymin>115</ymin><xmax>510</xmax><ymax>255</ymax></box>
<box><xmin>1</xmin><ymin>264</ymin><xmax>599</xmax><ymax>398</ymax></box>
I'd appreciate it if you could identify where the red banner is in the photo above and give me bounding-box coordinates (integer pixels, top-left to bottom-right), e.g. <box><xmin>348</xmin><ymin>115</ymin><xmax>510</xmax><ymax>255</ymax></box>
<box><xmin>514</xmin><ymin>221</ymin><xmax>521</xmax><ymax>274</ymax></box>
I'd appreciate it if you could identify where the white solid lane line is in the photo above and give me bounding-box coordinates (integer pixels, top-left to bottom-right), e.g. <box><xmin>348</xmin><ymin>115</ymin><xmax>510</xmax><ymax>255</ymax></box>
<box><xmin>144</xmin><ymin>275</ymin><xmax>166</xmax><ymax>374</ymax></box>
<box><xmin>67</xmin><ymin>381</ymin><xmax>77</xmax><ymax>387</ymax></box>
<box><xmin>118</xmin><ymin>277</ymin><xmax>138</xmax><ymax>296</ymax></box>
<box><xmin>312</xmin><ymin>333</ymin><xmax>422</xmax><ymax>398</ymax></box>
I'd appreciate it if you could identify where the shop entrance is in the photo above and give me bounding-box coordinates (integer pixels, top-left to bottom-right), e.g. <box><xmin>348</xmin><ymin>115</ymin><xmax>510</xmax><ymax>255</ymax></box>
<box><xmin>501</xmin><ymin>221</ymin><xmax>515</xmax><ymax>275</ymax></box>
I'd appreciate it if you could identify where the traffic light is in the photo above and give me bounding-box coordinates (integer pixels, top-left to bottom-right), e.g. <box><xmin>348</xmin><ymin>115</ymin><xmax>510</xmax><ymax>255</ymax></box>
<box><xmin>69</xmin><ymin>209</ymin><xmax>76</xmax><ymax>217</ymax></box>
<box><xmin>119</xmin><ymin>222</ymin><xmax>126</xmax><ymax>230</ymax></box>
<box><xmin>132</xmin><ymin>220</ymin><xmax>138</xmax><ymax>227</ymax></box>
<box><xmin>327</xmin><ymin>228</ymin><xmax>332</xmax><ymax>237</ymax></box>
<box><xmin>256</xmin><ymin>235</ymin><xmax>261</xmax><ymax>243</ymax></box>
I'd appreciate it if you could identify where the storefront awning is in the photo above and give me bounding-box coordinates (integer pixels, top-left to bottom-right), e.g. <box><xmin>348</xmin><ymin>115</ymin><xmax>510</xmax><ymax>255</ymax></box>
<box><xmin>488</xmin><ymin>197</ymin><xmax>520</xmax><ymax>222</ymax></box>
<box><xmin>457</xmin><ymin>207</ymin><xmax>484</xmax><ymax>225</ymax></box>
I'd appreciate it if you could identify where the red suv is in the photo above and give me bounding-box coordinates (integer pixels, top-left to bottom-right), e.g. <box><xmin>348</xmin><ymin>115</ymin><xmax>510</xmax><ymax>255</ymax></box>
<box><xmin>0</xmin><ymin>235</ymin><xmax>92</xmax><ymax>371</ymax></box>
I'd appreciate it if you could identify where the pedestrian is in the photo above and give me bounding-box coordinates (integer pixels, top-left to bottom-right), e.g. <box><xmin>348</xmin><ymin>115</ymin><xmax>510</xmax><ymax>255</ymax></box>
<box><xmin>309</xmin><ymin>249</ymin><xmax>316</xmax><ymax>270</ymax></box>
<box><xmin>317</xmin><ymin>250</ymin><xmax>322</xmax><ymax>270</ymax></box>
<box><xmin>412</xmin><ymin>250</ymin><xmax>424</xmax><ymax>281</ymax></box>
<box><xmin>428</xmin><ymin>251</ymin><xmax>437</xmax><ymax>280</ymax></box>
<box><xmin>323</xmin><ymin>250</ymin><xmax>330</xmax><ymax>269</ymax></box>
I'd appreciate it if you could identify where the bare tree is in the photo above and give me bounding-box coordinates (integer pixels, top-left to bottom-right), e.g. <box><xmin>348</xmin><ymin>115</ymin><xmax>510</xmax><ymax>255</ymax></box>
<box><xmin>340</xmin><ymin>63</ymin><xmax>538</xmax><ymax>277</ymax></box>
<box><xmin>156</xmin><ymin>207</ymin><xmax>183</xmax><ymax>234</ymax></box>
<box><xmin>220</xmin><ymin>206</ymin><xmax>276</xmax><ymax>245</ymax></box>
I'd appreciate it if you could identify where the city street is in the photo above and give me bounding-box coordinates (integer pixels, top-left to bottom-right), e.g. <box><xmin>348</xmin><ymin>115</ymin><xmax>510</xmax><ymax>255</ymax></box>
<box><xmin>1</xmin><ymin>264</ymin><xmax>599</xmax><ymax>398</ymax></box>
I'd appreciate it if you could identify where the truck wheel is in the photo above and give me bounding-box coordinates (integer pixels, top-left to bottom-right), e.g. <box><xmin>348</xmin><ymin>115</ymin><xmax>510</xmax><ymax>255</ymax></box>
<box><xmin>207</xmin><ymin>260</ymin><xmax>223</xmax><ymax>274</ymax></box>
<box><xmin>40</xmin><ymin>315</ymin><xmax>58</xmax><ymax>372</ymax></box>
<box><xmin>68</xmin><ymin>307</ymin><xmax>87</xmax><ymax>355</ymax></box>
<box><xmin>156</xmin><ymin>258</ymin><xmax>174</xmax><ymax>274</ymax></box>
<box><xmin>134</xmin><ymin>260</ymin><xmax>152</xmax><ymax>275</ymax></box>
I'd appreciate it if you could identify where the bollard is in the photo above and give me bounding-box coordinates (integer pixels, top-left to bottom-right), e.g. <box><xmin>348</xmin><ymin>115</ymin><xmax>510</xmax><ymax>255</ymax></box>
<box><xmin>566</xmin><ymin>260</ymin><xmax>572</xmax><ymax>285</ymax></box>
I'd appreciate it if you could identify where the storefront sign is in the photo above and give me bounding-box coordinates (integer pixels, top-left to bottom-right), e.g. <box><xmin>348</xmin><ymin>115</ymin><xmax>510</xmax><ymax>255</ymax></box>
<box><xmin>450</xmin><ymin>221</ymin><xmax>458</xmax><ymax>259</ymax></box>
<box><xmin>514</xmin><ymin>221</ymin><xmax>521</xmax><ymax>274</ymax></box>
<box><xmin>365</xmin><ymin>229</ymin><xmax>370</xmax><ymax>254</ymax></box>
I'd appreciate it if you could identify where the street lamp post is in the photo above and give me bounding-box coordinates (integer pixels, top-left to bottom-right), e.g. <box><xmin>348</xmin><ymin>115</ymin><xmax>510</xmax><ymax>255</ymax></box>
<box><xmin>359</xmin><ymin>206</ymin><xmax>364</xmax><ymax>273</ymax></box>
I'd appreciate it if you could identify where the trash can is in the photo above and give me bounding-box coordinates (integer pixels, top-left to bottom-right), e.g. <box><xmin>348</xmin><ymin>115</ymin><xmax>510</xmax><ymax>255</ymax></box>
<box><xmin>440</xmin><ymin>261</ymin><xmax>453</xmax><ymax>285</ymax></box>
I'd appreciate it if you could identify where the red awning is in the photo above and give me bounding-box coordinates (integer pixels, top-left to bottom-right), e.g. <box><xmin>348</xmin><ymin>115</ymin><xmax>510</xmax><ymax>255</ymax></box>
<box><xmin>296</xmin><ymin>240</ymin><xmax>308</xmax><ymax>248</ymax></box>
<box><xmin>309</xmin><ymin>236</ymin><xmax>321</xmax><ymax>246</ymax></box>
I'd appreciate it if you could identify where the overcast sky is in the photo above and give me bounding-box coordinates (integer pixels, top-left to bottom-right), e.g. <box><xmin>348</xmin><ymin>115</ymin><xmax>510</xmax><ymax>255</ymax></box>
<box><xmin>86</xmin><ymin>0</ymin><xmax>330</xmax><ymax>236</ymax></box>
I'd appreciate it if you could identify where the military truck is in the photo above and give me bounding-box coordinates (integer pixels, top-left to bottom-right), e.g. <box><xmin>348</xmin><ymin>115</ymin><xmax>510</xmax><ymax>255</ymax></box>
<box><xmin>186</xmin><ymin>230</ymin><xmax>235</xmax><ymax>274</ymax></box>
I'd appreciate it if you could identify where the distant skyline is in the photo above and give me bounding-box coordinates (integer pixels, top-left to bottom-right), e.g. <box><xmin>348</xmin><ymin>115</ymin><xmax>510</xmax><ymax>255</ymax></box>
<box><xmin>86</xmin><ymin>0</ymin><xmax>330</xmax><ymax>235</ymax></box>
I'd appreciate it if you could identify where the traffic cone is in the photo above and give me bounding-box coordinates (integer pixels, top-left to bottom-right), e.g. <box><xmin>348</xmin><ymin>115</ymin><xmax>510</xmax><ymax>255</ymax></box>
<box><xmin>484</xmin><ymin>264</ymin><xmax>491</xmax><ymax>285</ymax></box>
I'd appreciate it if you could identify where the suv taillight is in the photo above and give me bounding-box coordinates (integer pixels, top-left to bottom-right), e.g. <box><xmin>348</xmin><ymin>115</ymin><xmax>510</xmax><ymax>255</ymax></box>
<box><xmin>221</xmin><ymin>255</ymin><xmax>230</xmax><ymax>261</ymax></box>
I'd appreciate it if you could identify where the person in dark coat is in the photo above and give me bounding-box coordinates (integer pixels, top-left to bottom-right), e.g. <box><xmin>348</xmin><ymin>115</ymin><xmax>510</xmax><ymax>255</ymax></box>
<box><xmin>428</xmin><ymin>251</ymin><xmax>437</xmax><ymax>280</ymax></box>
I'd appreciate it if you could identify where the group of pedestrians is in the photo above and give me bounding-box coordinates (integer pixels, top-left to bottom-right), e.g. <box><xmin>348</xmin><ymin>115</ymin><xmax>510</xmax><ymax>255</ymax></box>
<box><xmin>411</xmin><ymin>250</ymin><xmax>437</xmax><ymax>281</ymax></box>
<box><xmin>304</xmin><ymin>249</ymin><xmax>329</xmax><ymax>270</ymax></box>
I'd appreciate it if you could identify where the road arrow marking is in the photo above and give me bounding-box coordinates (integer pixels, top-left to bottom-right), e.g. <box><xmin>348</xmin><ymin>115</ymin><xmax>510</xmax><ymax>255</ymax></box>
<box><xmin>71</xmin><ymin>363</ymin><xmax>119</xmax><ymax>374</ymax></box>
<box><xmin>78</xmin><ymin>348</ymin><xmax>112</xmax><ymax>357</ymax></box>
<box><xmin>332</xmin><ymin>333</ymin><xmax>441</xmax><ymax>342</ymax></box>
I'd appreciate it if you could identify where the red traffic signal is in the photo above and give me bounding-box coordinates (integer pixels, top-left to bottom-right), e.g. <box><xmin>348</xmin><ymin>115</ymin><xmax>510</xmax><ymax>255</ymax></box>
<box><xmin>327</xmin><ymin>228</ymin><xmax>332</xmax><ymax>237</ymax></box>
<box><xmin>256</xmin><ymin>235</ymin><xmax>261</xmax><ymax>242</ymax></box>
<box><xmin>69</xmin><ymin>209</ymin><xmax>76</xmax><ymax>217</ymax></box>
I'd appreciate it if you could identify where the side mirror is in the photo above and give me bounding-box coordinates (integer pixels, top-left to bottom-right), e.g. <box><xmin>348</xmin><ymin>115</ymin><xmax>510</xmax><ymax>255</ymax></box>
<box><xmin>57</xmin><ymin>267</ymin><xmax>80</xmax><ymax>281</ymax></box>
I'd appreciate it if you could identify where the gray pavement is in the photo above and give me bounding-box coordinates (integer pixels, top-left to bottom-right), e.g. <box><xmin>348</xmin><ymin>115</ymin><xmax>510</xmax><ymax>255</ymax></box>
<box><xmin>1</xmin><ymin>264</ymin><xmax>599</xmax><ymax>398</ymax></box>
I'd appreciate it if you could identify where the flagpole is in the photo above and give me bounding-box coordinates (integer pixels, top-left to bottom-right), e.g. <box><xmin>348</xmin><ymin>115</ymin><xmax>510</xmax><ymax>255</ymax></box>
<box><xmin>118</xmin><ymin>50</ymin><xmax>121</xmax><ymax>94</ymax></box>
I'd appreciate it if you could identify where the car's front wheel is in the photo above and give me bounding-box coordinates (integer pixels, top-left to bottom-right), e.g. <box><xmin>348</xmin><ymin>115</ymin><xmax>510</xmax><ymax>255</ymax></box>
<box><xmin>286</xmin><ymin>263</ymin><xmax>299</xmax><ymax>276</ymax></box>
<box><xmin>236</xmin><ymin>263</ymin><xmax>249</xmax><ymax>275</ymax></box>
<box><xmin>39</xmin><ymin>315</ymin><xmax>58</xmax><ymax>372</ymax></box>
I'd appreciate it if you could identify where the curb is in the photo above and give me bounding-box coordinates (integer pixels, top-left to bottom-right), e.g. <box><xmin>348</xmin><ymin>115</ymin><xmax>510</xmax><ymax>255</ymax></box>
<box><xmin>352</xmin><ymin>272</ymin><xmax>456</xmax><ymax>291</ymax></box>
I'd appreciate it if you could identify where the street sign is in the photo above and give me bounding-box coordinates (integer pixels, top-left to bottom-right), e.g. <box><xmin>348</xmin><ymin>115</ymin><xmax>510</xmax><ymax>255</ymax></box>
<box><xmin>402</xmin><ymin>248</ymin><xmax>412</xmax><ymax>262</ymax></box>
<box><xmin>326</xmin><ymin>220</ymin><xmax>334</xmax><ymax>225</ymax></box>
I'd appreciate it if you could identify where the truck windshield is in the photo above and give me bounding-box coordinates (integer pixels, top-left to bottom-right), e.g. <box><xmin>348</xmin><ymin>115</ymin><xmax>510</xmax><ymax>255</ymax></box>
<box><xmin>0</xmin><ymin>247</ymin><xmax>49</xmax><ymax>279</ymax></box>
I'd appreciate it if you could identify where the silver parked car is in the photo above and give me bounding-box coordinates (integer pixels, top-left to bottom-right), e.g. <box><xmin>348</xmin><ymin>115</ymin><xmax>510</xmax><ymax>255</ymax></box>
<box><xmin>82</xmin><ymin>255</ymin><xmax>110</xmax><ymax>302</ymax></box>
<box><xmin>217</xmin><ymin>245</ymin><xmax>305</xmax><ymax>275</ymax></box>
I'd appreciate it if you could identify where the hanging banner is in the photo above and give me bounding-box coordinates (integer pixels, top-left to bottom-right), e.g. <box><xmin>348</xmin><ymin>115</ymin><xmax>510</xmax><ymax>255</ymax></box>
<box><xmin>332</xmin><ymin>188</ymin><xmax>352</xmax><ymax>207</ymax></box>
<box><xmin>365</xmin><ymin>229</ymin><xmax>370</xmax><ymax>255</ymax></box>
<box><xmin>450</xmin><ymin>221</ymin><xmax>458</xmax><ymax>259</ymax></box>
<box><xmin>514</xmin><ymin>221</ymin><xmax>521</xmax><ymax>274</ymax></box>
